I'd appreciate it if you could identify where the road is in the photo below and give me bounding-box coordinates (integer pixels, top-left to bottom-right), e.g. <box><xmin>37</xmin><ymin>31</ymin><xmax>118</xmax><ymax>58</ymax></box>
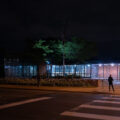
<box><xmin>0</xmin><ymin>88</ymin><xmax>120</xmax><ymax>120</ymax></box>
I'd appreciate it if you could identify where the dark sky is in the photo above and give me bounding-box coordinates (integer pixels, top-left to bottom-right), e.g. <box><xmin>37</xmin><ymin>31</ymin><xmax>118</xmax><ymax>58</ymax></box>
<box><xmin>1</xmin><ymin>0</ymin><xmax>120</xmax><ymax>59</ymax></box>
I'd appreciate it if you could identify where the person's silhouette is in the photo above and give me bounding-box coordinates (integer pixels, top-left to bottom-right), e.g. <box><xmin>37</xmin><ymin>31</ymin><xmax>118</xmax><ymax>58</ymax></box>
<box><xmin>108</xmin><ymin>74</ymin><xmax>114</xmax><ymax>92</ymax></box>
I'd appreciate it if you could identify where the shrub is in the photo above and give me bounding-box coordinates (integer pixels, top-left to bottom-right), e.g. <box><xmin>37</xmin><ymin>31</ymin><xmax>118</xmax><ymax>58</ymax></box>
<box><xmin>0</xmin><ymin>78</ymin><xmax>98</xmax><ymax>87</ymax></box>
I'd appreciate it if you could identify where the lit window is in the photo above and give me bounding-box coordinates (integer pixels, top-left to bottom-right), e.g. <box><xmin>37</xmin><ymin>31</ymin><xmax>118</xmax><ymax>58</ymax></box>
<box><xmin>99</xmin><ymin>64</ymin><xmax>102</xmax><ymax>67</ymax></box>
<box><xmin>87</xmin><ymin>64</ymin><xmax>90</xmax><ymax>67</ymax></box>
<box><xmin>111</xmin><ymin>63</ymin><xmax>115</xmax><ymax>66</ymax></box>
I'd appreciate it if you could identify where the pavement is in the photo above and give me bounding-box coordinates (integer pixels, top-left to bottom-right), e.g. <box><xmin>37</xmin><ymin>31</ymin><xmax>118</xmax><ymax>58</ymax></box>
<box><xmin>0</xmin><ymin>89</ymin><xmax>120</xmax><ymax>120</ymax></box>
<box><xmin>0</xmin><ymin>82</ymin><xmax>120</xmax><ymax>94</ymax></box>
<box><xmin>1</xmin><ymin>81</ymin><xmax>120</xmax><ymax>120</ymax></box>
<box><xmin>0</xmin><ymin>92</ymin><xmax>105</xmax><ymax>120</ymax></box>
<box><xmin>61</xmin><ymin>94</ymin><xmax>120</xmax><ymax>120</ymax></box>
<box><xmin>0</xmin><ymin>84</ymin><xmax>98</xmax><ymax>92</ymax></box>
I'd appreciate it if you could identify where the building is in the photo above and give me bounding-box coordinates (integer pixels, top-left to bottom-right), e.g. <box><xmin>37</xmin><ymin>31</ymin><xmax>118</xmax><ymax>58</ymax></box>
<box><xmin>3</xmin><ymin>58</ymin><xmax>120</xmax><ymax>81</ymax></box>
<box><xmin>47</xmin><ymin>63</ymin><xmax>120</xmax><ymax>80</ymax></box>
<box><xmin>4</xmin><ymin>59</ymin><xmax>37</xmax><ymax>78</ymax></box>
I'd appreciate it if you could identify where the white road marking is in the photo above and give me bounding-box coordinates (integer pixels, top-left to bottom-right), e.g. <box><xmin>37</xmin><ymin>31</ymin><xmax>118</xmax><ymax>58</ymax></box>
<box><xmin>61</xmin><ymin>111</ymin><xmax>120</xmax><ymax>120</ymax></box>
<box><xmin>80</xmin><ymin>104</ymin><xmax>120</xmax><ymax>111</ymax></box>
<box><xmin>0</xmin><ymin>97</ymin><xmax>53</xmax><ymax>110</ymax></box>
<box><xmin>102</xmin><ymin>97</ymin><xmax>120</xmax><ymax>100</ymax></box>
<box><xmin>93</xmin><ymin>100</ymin><xmax>120</xmax><ymax>104</ymax></box>
<box><xmin>71</xmin><ymin>102</ymin><xmax>92</xmax><ymax>111</ymax></box>
<box><xmin>71</xmin><ymin>105</ymin><xmax>81</xmax><ymax>111</ymax></box>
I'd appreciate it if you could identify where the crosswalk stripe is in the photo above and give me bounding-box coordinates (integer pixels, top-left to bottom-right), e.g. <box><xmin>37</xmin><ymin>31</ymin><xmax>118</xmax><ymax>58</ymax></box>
<box><xmin>102</xmin><ymin>97</ymin><xmax>120</xmax><ymax>100</ymax></box>
<box><xmin>61</xmin><ymin>111</ymin><xmax>120</xmax><ymax>120</ymax></box>
<box><xmin>0</xmin><ymin>97</ymin><xmax>53</xmax><ymax>110</ymax></box>
<box><xmin>80</xmin><ymin>104</ymin><xmax>120</xmax><ymax>111</ymax></box>
<box><xmin>93</xmin><ymin>100</ymin><xmax>120</xmax><ymax>104</ymax></box>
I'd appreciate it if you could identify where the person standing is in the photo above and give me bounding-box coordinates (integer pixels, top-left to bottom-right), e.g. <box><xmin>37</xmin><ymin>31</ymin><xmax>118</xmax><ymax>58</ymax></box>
<box><xmin>108</xmin><ymin>74</ymin><xmax>114</xmax><ymax>92</ymax></box>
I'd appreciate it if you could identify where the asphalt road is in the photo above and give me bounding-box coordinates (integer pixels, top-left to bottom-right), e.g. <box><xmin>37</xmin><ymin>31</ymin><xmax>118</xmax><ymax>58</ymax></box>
<box><xmin>0</xmin><ymin>88</ymin><xmax>120</xmax><ymax>120</ymax></box>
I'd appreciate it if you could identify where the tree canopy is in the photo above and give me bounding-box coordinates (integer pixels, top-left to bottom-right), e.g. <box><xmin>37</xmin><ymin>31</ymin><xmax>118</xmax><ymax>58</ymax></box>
<box><xmin>20</xmin><ymin>39</ymin><xmax>53</xmax><ymax>64</ymax></box>
<box><xmin>33</xmin><ymin>37</ymin><xmax>97</xmax><ymax>64</ymax></box>
<box><xmin>2</xmin><ymin>37</ymin><xmax>97</xmax><ymax>65</ymax></box>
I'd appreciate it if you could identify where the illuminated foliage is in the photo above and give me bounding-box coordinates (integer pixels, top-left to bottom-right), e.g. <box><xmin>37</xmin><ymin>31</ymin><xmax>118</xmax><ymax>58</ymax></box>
<box><xmin>33</xmin><ymin>40</ymin><xmax>53</xmax><ymax>57</ymax></box>
<box><xmin>33</xmin><ymin>37</ymin><xmax>97</xmax><ymax>64</ymax></box>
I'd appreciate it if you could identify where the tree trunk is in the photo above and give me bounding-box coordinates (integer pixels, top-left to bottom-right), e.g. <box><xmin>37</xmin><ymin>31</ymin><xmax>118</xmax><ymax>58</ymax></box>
<box><xmin>37</xmin><ymin>63</ymin><xmax>47</xmax><ymax>76</ymax></box>
<box><xmin>37</xmin><ymin>62</ymin><xmax>47</xmax><ymax>87</ymax></box>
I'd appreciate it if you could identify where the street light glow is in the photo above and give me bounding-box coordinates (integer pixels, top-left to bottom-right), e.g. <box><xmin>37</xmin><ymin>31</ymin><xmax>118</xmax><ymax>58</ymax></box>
<box><xmin>99</xmin><ymin>64</ymin><xmax>102</xmax><ymax>67</ymax></box>
<box><xmin>87</xmin><ymin>64</ymin><xmax>90</xmax><ymax>67</ymax></box>
<box><xmin>111</xmin><ymin>63</ymin><xmax>115</xmax><ymax>66</ymax></box>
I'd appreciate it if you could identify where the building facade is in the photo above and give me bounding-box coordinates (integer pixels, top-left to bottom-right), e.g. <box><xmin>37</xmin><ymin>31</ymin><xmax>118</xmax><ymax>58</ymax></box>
<box><xmin>47</xmin><ymin>63</ymin><xmax>120</xmax><ymax>80</ymax></box>
<box><xmin>4</xmin><ymin>59</ymin><xmax>37</xmax><ymax>78</ymax></box>
<box><xmin>3</xmin><ymin>59</ymin><xmax>120</xmax><ymax>80</ymax></box>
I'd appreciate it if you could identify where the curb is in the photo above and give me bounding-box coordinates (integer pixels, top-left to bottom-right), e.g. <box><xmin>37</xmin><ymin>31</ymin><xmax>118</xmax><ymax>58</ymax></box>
<box><xmin>0</xmin><ymin>84</ymin><xmax>120</xmax><ymax>95</ymax></box>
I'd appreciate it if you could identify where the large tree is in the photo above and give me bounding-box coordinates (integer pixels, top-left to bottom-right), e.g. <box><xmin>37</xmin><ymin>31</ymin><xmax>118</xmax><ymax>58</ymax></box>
<box><xmin>42</xmin><ymin>37</ymin><xmax>97</xmax><ymax>64</ymax></box>
<box><xmin>23</xmin><ymin>37</ymin><xmax>97</xmax><ymax>77</ymax></box>
<box><xmin>7</xmin><ymin>39</ymin><xmax>53</xmax><ymax>77</ymax></box>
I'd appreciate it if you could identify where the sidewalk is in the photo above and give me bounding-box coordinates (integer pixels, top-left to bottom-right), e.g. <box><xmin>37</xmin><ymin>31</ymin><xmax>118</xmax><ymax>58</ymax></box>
<box><xmin>0</xmin><ymin>84</ymin><xmax>98</xmax><ymax>92</ymax></box>
<box><xmin>97</xmin><ymin>80</ymin><xmax>120</xmax><ymax>95</ymax></box>
<box><xmin>1</xmin><ymin>84</ymin><xmax>120</xmax><ymax>95</ymax></box>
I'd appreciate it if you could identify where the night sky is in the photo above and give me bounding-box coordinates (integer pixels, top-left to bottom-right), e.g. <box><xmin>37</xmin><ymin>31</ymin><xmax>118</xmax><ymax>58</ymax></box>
<box><xmin>1</xmin><ymin>0</ymin><xmax>120</xmax><ymax>60</ymax></box>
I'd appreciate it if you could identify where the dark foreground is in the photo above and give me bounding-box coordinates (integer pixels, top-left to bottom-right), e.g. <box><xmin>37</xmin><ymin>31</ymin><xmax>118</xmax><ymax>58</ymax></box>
<box><xmin>0</xmin><ymin>88</ymin><xmax>120</xmax><ymax>120</ymax></box>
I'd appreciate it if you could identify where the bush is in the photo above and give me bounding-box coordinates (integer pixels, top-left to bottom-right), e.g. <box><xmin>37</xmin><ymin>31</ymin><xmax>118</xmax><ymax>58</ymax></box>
<box><xmin>40</xmin><ymin>78</ymin><xmax>98</xmax><ymax>87</ymax></box>
<box><xmin>0</xmin><ymin>78</ymin><xmax>98</xmax><ymax>87</ymax></box>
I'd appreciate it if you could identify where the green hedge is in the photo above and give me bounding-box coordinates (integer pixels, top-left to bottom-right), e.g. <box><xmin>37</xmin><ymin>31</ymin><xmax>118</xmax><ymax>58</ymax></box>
<box><xmin>40</xmin><ymin>79</ymin><xmax>98</xmax><ymax>87</ymax></box>
<box><xmin>0</xmin><ymin>78</ymin><xmax>98</xmax><ymax>87</ymax></box>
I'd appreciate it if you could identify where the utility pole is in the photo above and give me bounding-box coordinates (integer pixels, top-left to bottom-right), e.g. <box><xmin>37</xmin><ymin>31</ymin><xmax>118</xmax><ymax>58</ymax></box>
<box><xmin>61</xmin><ymin>33</ymin><xmax>65</xmax><ymax>76</ymax></box>
<box><xmin>61</xmin><ymin>17</ymin><xmax>69</xmax><ymax>76</ymax></box>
